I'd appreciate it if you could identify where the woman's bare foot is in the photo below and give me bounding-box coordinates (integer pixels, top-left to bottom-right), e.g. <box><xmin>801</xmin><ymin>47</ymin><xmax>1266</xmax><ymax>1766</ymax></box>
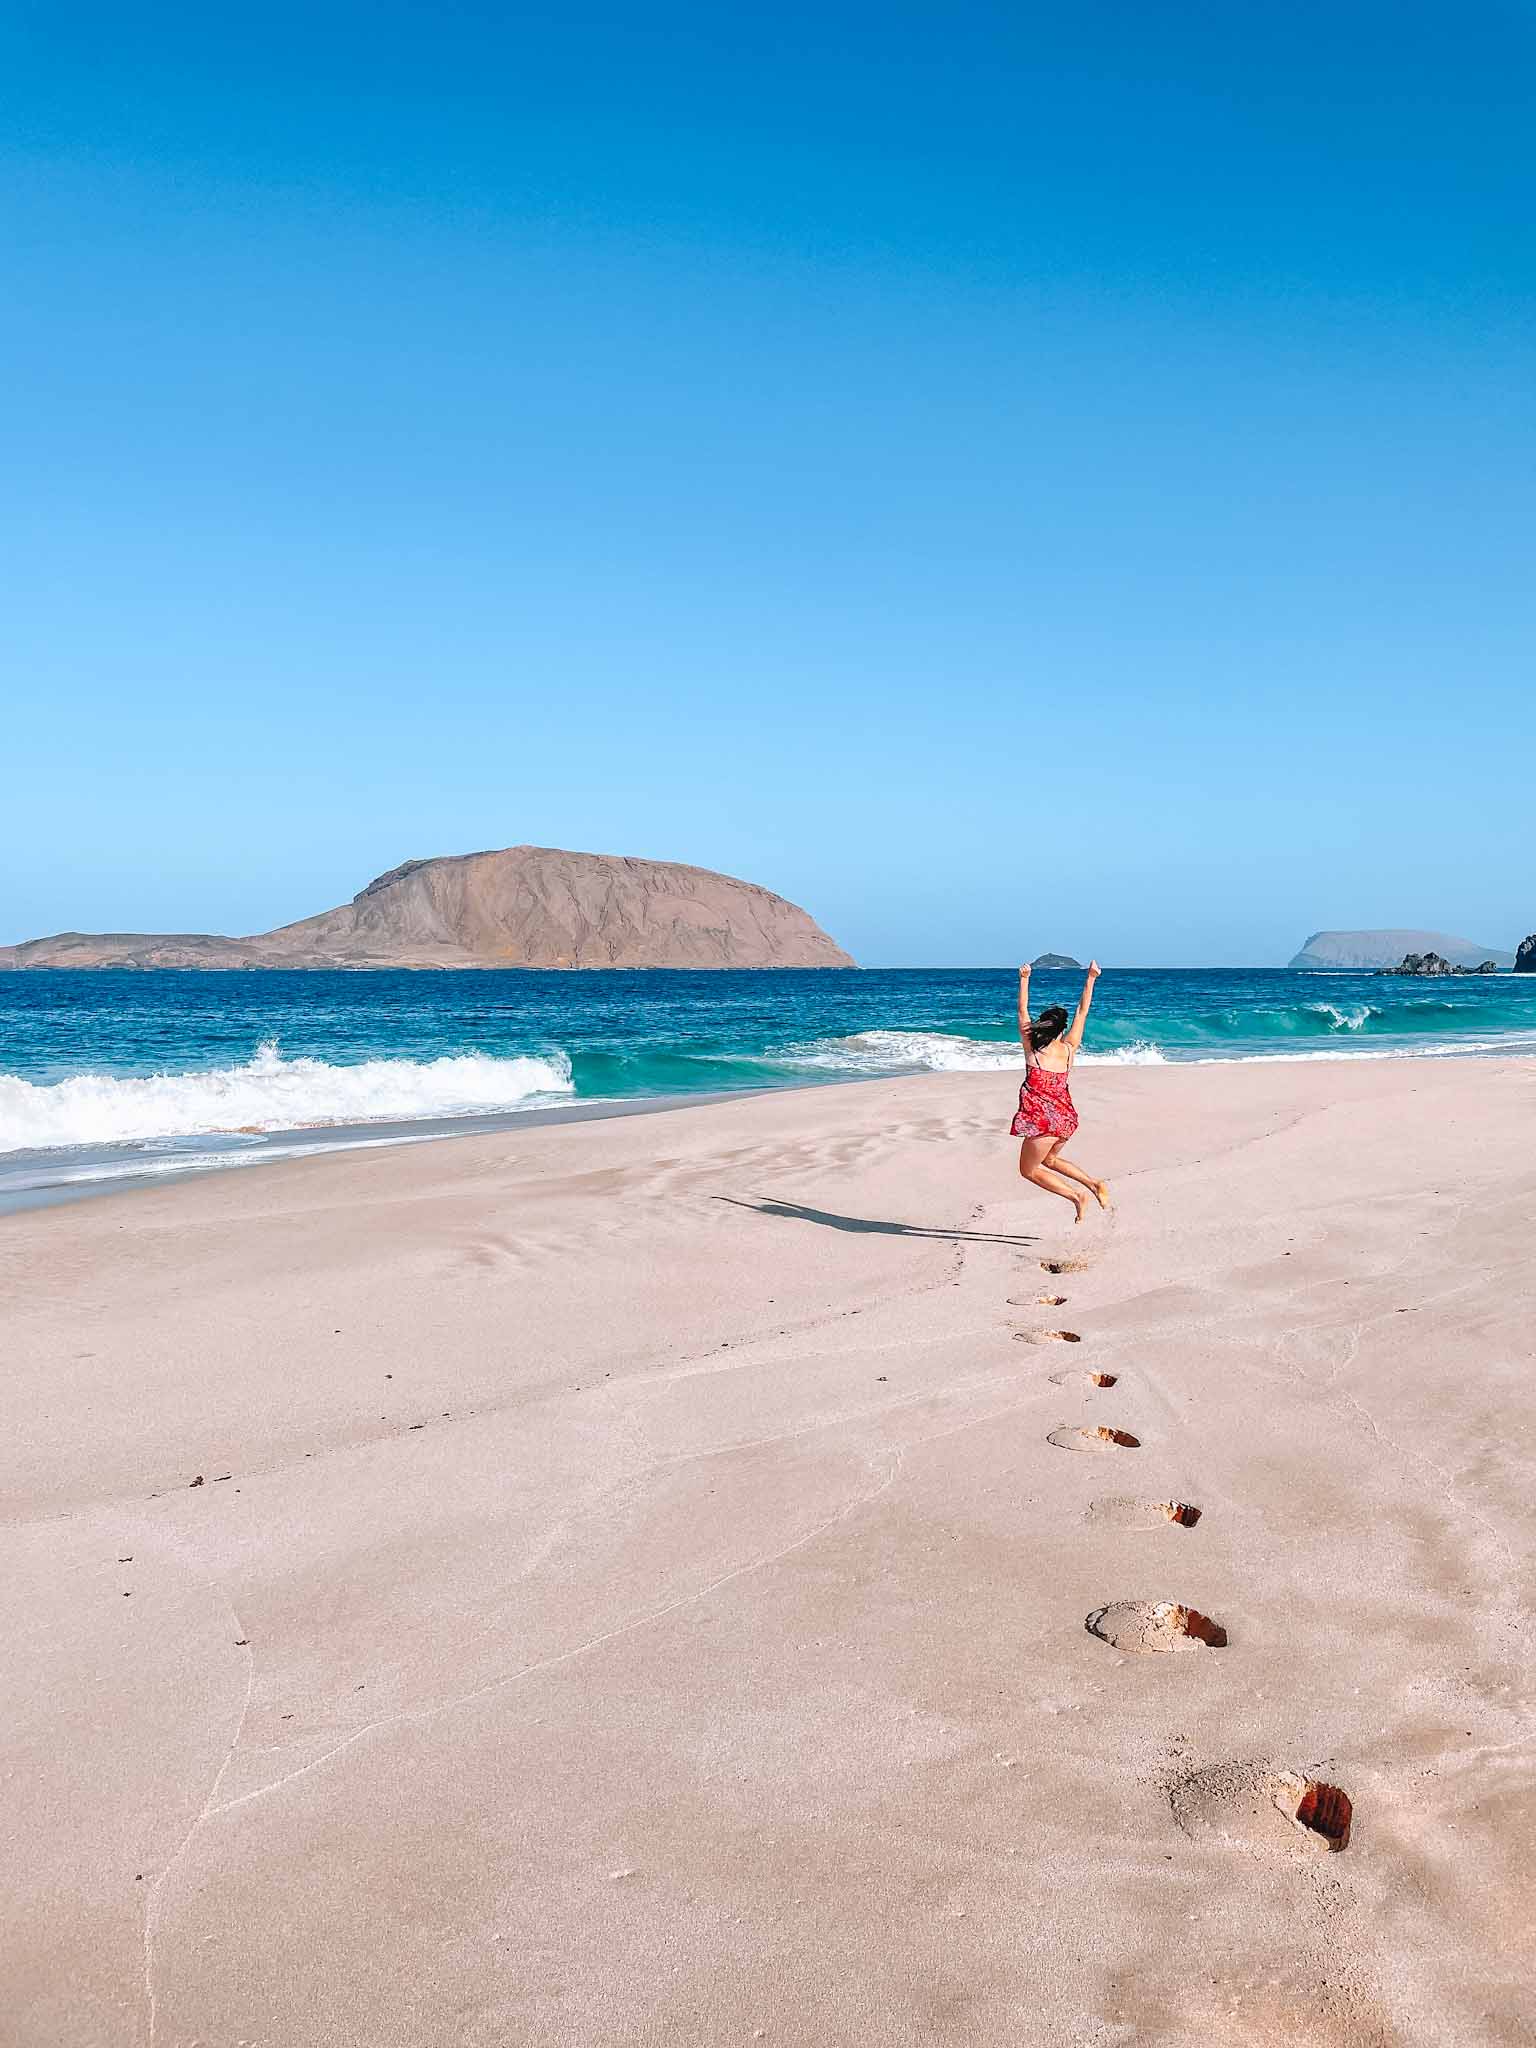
<box><xmin>1072</xmin><ymin>1191</ymin><xmax>1091</xmax><ymax>1226</ymax></box>
<box><xmin>1094</xmin><ymin>1180</ymin><xmax>1112</xmax><ymax>1210</ymax></box>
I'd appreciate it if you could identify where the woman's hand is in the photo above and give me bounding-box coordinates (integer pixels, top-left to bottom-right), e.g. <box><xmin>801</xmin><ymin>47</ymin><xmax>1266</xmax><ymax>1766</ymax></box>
<box><xmin>1086</xmin><ymin>960</ymin><xmax>1101</xmax><ymax>980</ymax></box>
<box><xmin>1018</xmin><ymin>963</ymin><xmax>1032</xmax><ymax>978</ymax></box>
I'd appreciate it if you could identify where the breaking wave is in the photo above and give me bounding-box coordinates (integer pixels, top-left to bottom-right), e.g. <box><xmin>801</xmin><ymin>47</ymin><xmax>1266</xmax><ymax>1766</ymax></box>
<box><xmin>1174</xmin><ymin>994</ymin><xmax>1532</xmax><ymax>1043</ymax></box>
<box><xmin>773</xmin><ymin>1029</ymin><xmax>1028</xmax><ymax>1074</ymax></box>
<box><xmin>1304</xmin><ymin>1002</ymin><xmax>1378</xmax><ymax>1030</ymax></box>
<box><xmin>768</xmin><ymin>1030</ymin><xmax>1168</xmax><ymax>1075</ymax></box>
<box><xmin>0</xmin><ymin>1041</ymin><xmax>574</xmax><ymax>1154</ymax></box>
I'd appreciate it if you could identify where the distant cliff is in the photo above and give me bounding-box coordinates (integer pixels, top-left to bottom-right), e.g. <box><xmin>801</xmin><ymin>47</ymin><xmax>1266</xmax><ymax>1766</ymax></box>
<box><xmin>1516</xmin><ymin>935</ymin><xmax>1536</xmax><ymax>975</ymax></box>
<box><xmin>1290</xmin><ymin>929</ymin><xmax>1514</xmax><ymax>971</ymax></box>
<box><xmin>0</xmin><ymin>847</ymin><xmax>855</xmax><ymax>971</ymax></box>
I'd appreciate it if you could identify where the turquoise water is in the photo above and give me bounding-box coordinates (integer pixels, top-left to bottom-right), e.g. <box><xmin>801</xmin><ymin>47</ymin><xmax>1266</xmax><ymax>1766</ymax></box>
<box><xmin>3</xmin><ymin>966</ymin><xmax>1534</xmax><ymax>1200</ymax></box>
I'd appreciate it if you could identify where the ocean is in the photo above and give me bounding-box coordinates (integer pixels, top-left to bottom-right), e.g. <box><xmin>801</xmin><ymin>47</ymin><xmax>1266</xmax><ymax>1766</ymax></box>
<box><xmin>3</xmin><ymin>965</ymin><xmax>1534</xmax><ymax>1206</ymax></box>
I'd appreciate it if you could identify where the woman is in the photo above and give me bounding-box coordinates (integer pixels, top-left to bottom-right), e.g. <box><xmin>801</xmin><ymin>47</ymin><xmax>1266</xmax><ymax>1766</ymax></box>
<box><xmin>1011</xmin><ymin>960</ymin><xmax>1111</xmax><ymax>1223</ymax></box>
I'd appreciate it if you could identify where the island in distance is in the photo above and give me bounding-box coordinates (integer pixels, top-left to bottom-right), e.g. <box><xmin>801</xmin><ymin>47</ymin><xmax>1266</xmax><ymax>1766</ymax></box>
<box><xmin>1030</xmin><ymin>952</ymin><xmax>1084</xmax><ymax>969</ymax></box>
<box><xmin>1290</xmin><ymin>928</ymin><xmax>1514</xmax><ymax>970</ymax></box>
<box><xmin>0</xmin><ymin>846</ymin><xmax>855</xmax><ymax>972</ymax></box>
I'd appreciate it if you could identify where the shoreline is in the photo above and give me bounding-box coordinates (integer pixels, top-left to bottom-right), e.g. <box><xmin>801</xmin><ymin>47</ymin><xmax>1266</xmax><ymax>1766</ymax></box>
<box><xmin>6</xmin><ymin>1036</ymin><xmax>1536</xmax><ymax>1217</ymax></box>
<box><xmin>0</xmin><ymin>1085</ymin><xmax>775</xmax><ymax>1217</ymax></box>
<box><xmin>5</xmin><ymin>1056</ymin><xmax>1536</xmax><ymax>2041</ymax></box>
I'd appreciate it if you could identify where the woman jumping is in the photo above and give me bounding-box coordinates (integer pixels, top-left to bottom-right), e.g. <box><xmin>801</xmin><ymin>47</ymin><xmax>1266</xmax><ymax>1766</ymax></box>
<box><xmin>1011</xmin><ymin>961</ymin><xmax>1111</xmax><ymax>1224</ymax></box>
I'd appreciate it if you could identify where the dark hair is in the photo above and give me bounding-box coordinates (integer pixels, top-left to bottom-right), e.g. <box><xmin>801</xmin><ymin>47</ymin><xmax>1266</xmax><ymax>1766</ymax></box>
<box><xmin>1029</xmin><ymin>1004</ymin><xmax>1070</xmax><ymax>1052</ymax></box>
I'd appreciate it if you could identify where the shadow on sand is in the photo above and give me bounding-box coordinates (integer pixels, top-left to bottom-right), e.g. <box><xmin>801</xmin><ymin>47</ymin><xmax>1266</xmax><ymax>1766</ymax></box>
<box><xmin>715</xmin><ymin>1195</ymin><xmax>1037</xmax><ymax>1248</ymax></box>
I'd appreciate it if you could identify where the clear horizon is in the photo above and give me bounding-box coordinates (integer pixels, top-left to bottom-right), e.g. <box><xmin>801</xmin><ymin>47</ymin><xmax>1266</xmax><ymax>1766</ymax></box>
<box><xmin>3</xmin><ymin>848</ymin><xmax>1529</xmax><ymax>973</ymax></box>
<box><xmin>4</xmin><ymin>4</ymin><xmax>1532</xmax><ymax>967</ymax></box>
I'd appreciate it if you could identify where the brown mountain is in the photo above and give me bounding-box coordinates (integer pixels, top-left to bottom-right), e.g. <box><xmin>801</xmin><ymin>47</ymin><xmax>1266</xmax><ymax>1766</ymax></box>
<box><xmin>0</xmin><ymin>847</ymin><xmax>855</xmax><ymax>971</ymax></box>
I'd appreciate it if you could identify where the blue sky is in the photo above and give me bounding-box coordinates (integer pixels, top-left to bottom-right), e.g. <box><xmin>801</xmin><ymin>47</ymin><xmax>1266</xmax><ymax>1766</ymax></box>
<box><xmin>3</xmin><ymin>2</ymin><xmax>1532</xmax><ymax>965</ymax></box>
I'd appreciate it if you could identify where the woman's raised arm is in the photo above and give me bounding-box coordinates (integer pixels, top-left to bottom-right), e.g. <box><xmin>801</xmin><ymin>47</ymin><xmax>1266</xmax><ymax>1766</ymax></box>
<box><xmin>1017</xmin><ymin>965</ymin><xmax>1035</xmax><ymax>1057</ymax></box>
<box><xmin>1066</xmin><ymin>960</ymin><xmax>1102</xmax><ymax>1051</ymax></box>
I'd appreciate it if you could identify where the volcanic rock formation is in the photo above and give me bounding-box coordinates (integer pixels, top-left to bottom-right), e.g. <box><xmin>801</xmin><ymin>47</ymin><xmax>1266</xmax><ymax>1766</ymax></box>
<box><xmin>0</xmin><ymin>847</ymin><xmax>855</xmax><ymax>971</ymax></box>
<box><xmin>1382</xmin><ymin>952</ymin><xmax>1500</xmax><ymax>978</ymax></box>
<box><xmin>1516</xmin><ymin>934</ymin><xmax>1536</xmax><ymax>975</ymax></box>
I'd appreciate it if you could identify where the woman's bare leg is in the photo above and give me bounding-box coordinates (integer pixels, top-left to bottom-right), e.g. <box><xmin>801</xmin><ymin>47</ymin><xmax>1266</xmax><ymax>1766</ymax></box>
<box><xmin>1019</xmin><ymin>1135</ymin><xmax>1090</xmax><ymax>1223</ymax></box>
<box><xmin>1044</xmin><ymin>1142</ymin><xmax>1111</xmax><ymax>1209</ymax></box>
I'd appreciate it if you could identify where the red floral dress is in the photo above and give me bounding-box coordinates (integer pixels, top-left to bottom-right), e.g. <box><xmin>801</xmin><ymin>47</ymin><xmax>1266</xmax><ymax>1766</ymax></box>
<box><xmin>1010</xmin><ymin>1056</ymin><xmax>1078</xmax><ymax>1141</ymax></box>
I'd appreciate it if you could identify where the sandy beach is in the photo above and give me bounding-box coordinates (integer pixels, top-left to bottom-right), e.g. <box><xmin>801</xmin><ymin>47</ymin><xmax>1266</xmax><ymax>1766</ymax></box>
<box><xmin>4</xmin><ymin>1056</ymin><xmax>1534</xmax><ymax>2047</ymax></box>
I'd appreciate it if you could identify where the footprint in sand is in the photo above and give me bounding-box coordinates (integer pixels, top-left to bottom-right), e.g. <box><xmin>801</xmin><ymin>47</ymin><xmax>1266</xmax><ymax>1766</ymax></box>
<box><xmin>1041</xmin><ymin>1257</ymin><xmax>1092</xmax><ymax>1276</ymax></box>
<box><xmin>1085</xmin><ymin>1600</ymin><xmax>1227</xmax><ymax>1651</ymax></box>
<box><xmin>1015</xmin><ymin>1328</ymin><xmax>1081</xmax><ymax>1344</ymax></box>
<box><xmin>1084</xmin><ymin>1496</ymin><xmax>1200</xmax><ymax>1529</ymax></box>
<box><xmin>1046</xmin><ymin>1424</ymin><xmax>1140</xmax><ymax>1452</ymax></box>
<box><xmin>1011</xmin><ymin>1292</ymin><xmax>1070</xmax><ymax>1307</ymax></box>
<box><xmin>1048</xmin><ymin>1367</ymin><xmax>1117</xmax><ymax>1388</ymax></box>
<box><xmin>1169</xmin><ymin>1762</ymin><xmax>1352</xmax><ymax>1853</ymax></box>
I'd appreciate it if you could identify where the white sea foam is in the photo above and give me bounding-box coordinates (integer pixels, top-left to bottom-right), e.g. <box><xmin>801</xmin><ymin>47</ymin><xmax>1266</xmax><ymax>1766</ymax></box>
<box><xmin>0</xmin><ymin>1041</ymin><xmax>574</xmax><ymax>1154</ymax></box>
<box><xmin>1304</xmin><ymin>1002</ymin><xmax>1379</xmax><ymax>1030</ymax></box>
<box><xmin>773</xmin><ymin>1030</ymin><xmax>1029</xmax><ymax>1074</ymax></box>
<box><xmin>1171</xmin><ymin>1032</ymin><xmax>1536</xmax><ymax>1065</ymax></box>
<box><xmin>1078</xmin><ymin>1040</ymin><xmax>1169</xmax><ymax>1065</ymax></box>
<box><xmin>771</xmin><ymin>1030</ymin><xmax>1169</xmax><ymax>1075</ymax></box>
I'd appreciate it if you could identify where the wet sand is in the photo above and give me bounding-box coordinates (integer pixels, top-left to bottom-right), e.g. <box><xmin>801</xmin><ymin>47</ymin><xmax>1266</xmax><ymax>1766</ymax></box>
<box><xmin>4</xmin><ymin>1057</ymin><xmax>1534</xmax><ymax>2045</ymax></box>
